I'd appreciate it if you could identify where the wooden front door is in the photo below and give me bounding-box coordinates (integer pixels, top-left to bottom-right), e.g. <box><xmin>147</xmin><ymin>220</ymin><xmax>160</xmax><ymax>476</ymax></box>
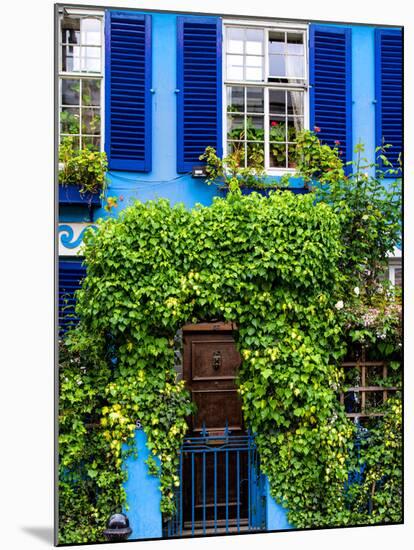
<box><xmin>182</xmin><ymin>322</ymin><xmax>248</xmax><ymax>530</ymax></box>
<box><xmin>183</xmin><ymin>322</ymin><xmax>243</xmax><ymax>435</ymax></box>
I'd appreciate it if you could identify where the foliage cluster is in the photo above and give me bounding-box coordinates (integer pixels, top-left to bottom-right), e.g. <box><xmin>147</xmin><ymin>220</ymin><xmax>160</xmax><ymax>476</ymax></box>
<box><xmin>59</xmin><ymin>138</ymin><xmax>108</xmax><ymax>195</ymax></box>
<box><xmin>59</xmin><ymin>191</ymin><xmax>355</xmax><ymax>541</ymax></box>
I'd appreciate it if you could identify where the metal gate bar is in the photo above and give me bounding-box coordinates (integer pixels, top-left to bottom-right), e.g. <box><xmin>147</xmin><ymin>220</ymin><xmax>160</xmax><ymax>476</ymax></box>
<box><xmin>164</xmin><ymin>429</ymin><xmax>266</xmax><ymax>537</ymax></box>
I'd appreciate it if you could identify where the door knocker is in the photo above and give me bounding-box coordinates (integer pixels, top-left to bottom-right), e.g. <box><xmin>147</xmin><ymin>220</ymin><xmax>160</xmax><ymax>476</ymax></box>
<box><xmin>212</xmin><ymin>350</ymin><xmax>222</xmax><ymax>371</ymax></box>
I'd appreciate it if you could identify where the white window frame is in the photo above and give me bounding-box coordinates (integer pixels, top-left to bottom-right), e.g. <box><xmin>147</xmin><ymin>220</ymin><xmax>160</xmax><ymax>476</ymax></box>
<box><xmin>222</xmin><ymin>20</ymin><xmax>309</xmax><ymax>175</ymax></box>
<box><xmin>58</xmin><ymin>7</ymin><xmax>105</xmax><ymax>152</ymax></box>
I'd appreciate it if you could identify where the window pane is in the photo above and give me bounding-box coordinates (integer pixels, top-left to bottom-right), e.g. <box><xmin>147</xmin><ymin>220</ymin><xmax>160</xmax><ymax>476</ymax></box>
<box><xmin>269</xmin><ymin>141</ymin><xmax>287</xmax><ymax>168</ymax></box>
<box><xmin>246</xmin><ymin>142</ymin><xmax>264</xmax><ymax>167</ymax></box>
<box><xmin>286</xmin><ymin>55</ymin><xmax>304</xmax><ymax>78</ymax></box>
<box><xmin>227</xmin><ymin>115</ymin><xmax>244</xmax><ymax>140</ymax></box>
<box><xmin>227</xmin><ymin>86</ymin><xmax>245</xmax><ymax>113</ymax></box>
<box><xmin>61</xmin><ymin>107</ymin><xmax>80</xmax><ymax>134</ymax></box>
<box><xmin>269</xmin><ymin>54</ymin><xmax>285</xmax><ymax>77</ymax></box>
<box><xmin>245</xmin><ymin>29</ymin><xmax>264</xmax><ymax>55</ymax></box>
<box><xmin>287</xmin><ymin>91</ymin><xmax>304</xmax><ymax>116</ymax></box>
<box><xmin>82</xmin><ymin>108</ymin><xmax>101</xmax><ymax>135</ymax></box>
<box><xmin>82</xmin><ymin>79</ymin><xmax>101</xmax><ymax>106</ymax></box>
<box><xmin>61</xmin><ymin>15</ymin><xmax>80</xmax><ymax>44</ymax></box>
<box><xmin>245</xmin><ymin>65</ymin><xmax>263</xmax><ymax>81</ymax></box>
<box><xmin>269</xmin><ymin>89</ymin><xmax>286</xmax><ymax>114</ymax></box>
<box><xmin>227</xmin><ymin>28</ymin><xmax>244</xmax><ymax>54</ymax></box>
<box><xmin>227</xmin><ymin>141</ymin><xmax>246</xmax><ymax>166</ymax></box>
<box><xmin>287</xmin><ymin>143</ymin><xmax>298</xmax><ymax>168</ymax></box>
<box><xmin>83</xmin><ymin>136</ymin><xmax>101</xmax><ymax>151</ymax></box>
<box><xmin>287</xmin><ymin>117</ymin><xmax>304</xmax><ymax>141</ymax></box>
<box><xmin>81</xmin><ymin>17</ymin><xmax>101</xmax><ymax>46</ymax></box>
<box><xmin>61</xmin><ymin>135</ymin><xmax>80</xmax><ymax>150</ymax></box>
<box><xmin>269</xmin><ymin>31</ymin><xmax>285</xmax><ymax>54</ymax></box>
<box><xmin>246</xmin><ymin>87</ymin><xmax>264</xmax><ymax>113</ymax></box>
<box><xmin>269</xmin><ymin>117</ymin><xmax>286</xmax><ymax>141</ymax></box>
<box><xmin>62</xmin><ymin>45</ymin><xmax>81</xmax><ymax>72</ymax></box>
<box><xmin>286</xmin><ymin>32</ymin><xmax>304</xmax><ymax>55</ymax></box>
<box><xmin>82</xmin><ymin>47</ymin><xmax>101</xmax><ymax>72</ymax></box>
<box><xmin>227</xmin><ymin>54</ymin><xmax>244</xmax><ymax>80</ymax></box>
<box><xmin>61</xmin><ymin>79</ymin><xmax>80</xmax><ymax>106</ymax></box>
<box><xmin>246</xmin><ymin>116</ymin><xmax>264</xmax><ymax>142</ymax></box>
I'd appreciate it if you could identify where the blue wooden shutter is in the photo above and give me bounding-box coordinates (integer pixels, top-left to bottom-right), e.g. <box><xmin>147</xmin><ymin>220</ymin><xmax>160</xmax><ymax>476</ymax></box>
<box><xmin>177</xmin><ymin>16</ymin><xmax>222</xmax><ymax>173</ymax></box>
<box><xmin>375</xmin><ymin>29</ymin><xmax>402</xmax><ymax>175</ymax></box>
<box><xmin>105</xmin><ymin>11</ymin><xmax>152</xmax><ymax>171</ymax></box>
<box><xmin>59</xmin><ymin>260</ymin><xmax>86</xmax><ymax>335</ymax></box>
<box><xmin>310</xmin><ymin>25</ymin><xmax>352</xmax><ymax>167</ymax></box>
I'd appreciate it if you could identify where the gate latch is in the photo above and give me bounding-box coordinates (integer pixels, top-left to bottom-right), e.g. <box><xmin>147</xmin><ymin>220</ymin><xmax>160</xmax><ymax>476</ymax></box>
<box><xmin>212</xmin><ymin>350</ymin><xmax>222</xmax><ymax>371</ymax></box>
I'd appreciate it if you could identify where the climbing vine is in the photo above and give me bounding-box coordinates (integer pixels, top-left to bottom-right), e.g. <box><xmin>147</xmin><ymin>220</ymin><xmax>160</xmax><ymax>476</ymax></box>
<box><xmin>59</xmin><ymin>190</ymin><xmax>357</xmax><ymax>541</ymax></box>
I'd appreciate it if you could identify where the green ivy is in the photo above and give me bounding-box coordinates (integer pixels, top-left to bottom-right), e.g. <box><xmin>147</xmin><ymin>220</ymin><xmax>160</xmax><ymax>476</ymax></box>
<box><xmin>59</xmin><ymin>191</ymin><xmax>360</xmax><ymax>542</ymax></box>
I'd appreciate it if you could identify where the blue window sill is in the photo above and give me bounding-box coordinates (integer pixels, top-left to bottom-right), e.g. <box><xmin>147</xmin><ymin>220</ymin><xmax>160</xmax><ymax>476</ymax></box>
<box><xmin>59</xmin><ymin>184</ymin><xmax>101</xmax><ymax>207</ymax></box>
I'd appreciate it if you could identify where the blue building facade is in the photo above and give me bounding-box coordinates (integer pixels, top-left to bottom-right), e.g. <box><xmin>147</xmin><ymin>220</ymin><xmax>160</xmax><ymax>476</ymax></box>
<box><xmin>57</xmin><ymin>4</ymin><xmax>402</xmax><ymax>539</ymax></box>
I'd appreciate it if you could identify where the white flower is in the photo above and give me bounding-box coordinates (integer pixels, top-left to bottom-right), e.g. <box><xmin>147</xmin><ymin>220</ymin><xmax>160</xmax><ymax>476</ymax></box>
<box><xmin>335</xmin><ymin>300</ymin><xmax>344</xmax><ymax>310</ymax></box>
<box><xmin>354</xmin><ymin>287</ymin><xmax>360</xmax><ymax>296</ymax></box>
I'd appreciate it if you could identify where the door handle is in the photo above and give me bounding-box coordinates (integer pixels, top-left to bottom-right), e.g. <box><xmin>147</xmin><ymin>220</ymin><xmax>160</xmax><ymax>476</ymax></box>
<box><xmin>212</xmin><ymin>351</ymin><xmax>221</xmax><ymax>371</ymax></box>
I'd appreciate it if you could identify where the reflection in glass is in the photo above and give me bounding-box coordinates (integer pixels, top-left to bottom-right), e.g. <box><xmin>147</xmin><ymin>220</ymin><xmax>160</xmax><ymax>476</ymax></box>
<box><xmin>246</xmin><ymin>87</ymin><xmax>264</xmax><ymax>113</ymax></box>
<box><xmin>61</xmin><ymin>16</ymin><xmax>80</xmax><ymax>44</ymax></box>
<box><xmin>61</xmin><ymin>79</ymin><xmax>80</xmax><ymax>106</ymax></box>
<box><xmin>83</xmin><ymin>136</ymin><xmax>101</xmax><ymax>151</ymax></box>
<box><xmin>81</xmin><ymin>18</ymin><xmax>101</xmax><ymax>46</ymax></box>
<box><xmin>82</xmin><ymin>109</ymin><xmax>101</xmax><ymax>135</ymax></box>
<box><xmin>246</xmin><ymin>141</ymin><xmax>264</xmax><ymax>167</ymax></box>
<box><xmin>227</xmin><ymin>28</ymin><xmax>244</xmax><ymax>53</ymax></box>
<box><xmin>227</xmin><ymin>86</ymin><xmax>244</xmax><ymax>113</ymax></box>
<box><xmin>61</xmin><ymin>135</ymin><xmax>80</xmax><ymax>150</ymax></box>
<box><xmin>227</xmin><ymin>54</ymin><xmax>244</xmax><ymax>80</ymax></box>
<box><xmin>245</xmin><ymin>29</ymin><xmax>264</xmax><ymax>55</ymax></box>
<box><xmin>61</xmin><ymin>107</ymin><xmax>80</xmax><ymax>134</ymax></box>
<box><xmin>287</xmin><ymin>91</ymin><xmax>304</xmax><ymax>115</ymax></box>
<box><xmin>287</xmin><ymin>117</ymin><xmax>304</xmax><ymax>141</ymax></box>
<box><xmin>82</xmin><ymin>79</ymin><xmax>101</xmax><ymax>106</ymax></box>
<box><xmin>269</xmin><ymin>89</ymin><xmax>286</xmax><ymax>114</ymax></box>
<box><xmin>270</xmin><ymin>141</ymin><xmax>287</xmax><ymax>168</ymax></box>
<box><xmin>269</xmin><ymin>31</ymin><xmax>285</xmax><ymax>54</ymax></box>
<box><xmin>62</xmin><ymin>45</ymin><xmax>81</xmax><ymax>72</ymax></box>
<box><xmin>286</xmin><ymin>56</ymin><xmax>304</xmax><ymax>79</ymax></box>
<box><xmin>269</xmin><ymin>55</ymin><xmax>285</xmax><ymax>77</ymax></box>
<box><xmin>227</xmin><ymin>115</ymin><xmax>244</xmax><ymax>140</ymax></box>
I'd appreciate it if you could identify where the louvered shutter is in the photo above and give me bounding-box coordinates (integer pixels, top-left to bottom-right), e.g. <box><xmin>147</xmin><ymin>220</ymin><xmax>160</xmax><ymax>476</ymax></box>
<box><xmin>105</xmin><ymin>11</ymin><xmax>152</xmax><ymax>171</ymax></box>
<box><xmin>310</xmin><ymin>25</ymin><xmax>352</xmax><ymax>167</ymax></box>
<box><xmin>375</xmin><ymin>29</ymin><xmax>402</xmax><ymax>175</ymax></box>
<box><xmin>177</xmin><ymin>16</ymin><xmax>222</xmax><ymax>173</ymax></box>
<box><xmin>59</xmin><ymin>261</ymin><xmax>86</xmax><ymax>335</ymax></box>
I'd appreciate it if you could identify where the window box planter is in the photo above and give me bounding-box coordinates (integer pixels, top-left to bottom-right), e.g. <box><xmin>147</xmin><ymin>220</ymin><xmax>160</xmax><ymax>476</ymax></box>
<box><xmin>218</xmin><ymin>186</ymin><xmax>309</xmax><ymax>198</ymax></box>
<box><xmin>59</xmin><ymin>184</ymin><xmax>102</xmax><ymax>207</ymax></box>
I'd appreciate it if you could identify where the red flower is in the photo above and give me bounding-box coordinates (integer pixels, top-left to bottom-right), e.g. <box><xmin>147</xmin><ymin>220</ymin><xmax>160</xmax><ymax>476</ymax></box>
<box><xmin>334</xmin><ymin>140</ymin><xmax>341</xmax><ymax>146</ymax></box>
<box><xmin>271</xmin><ymin>121</ymin><xmax>279</xmax><ymax>127</ymax></box>
<box><xmin>314</xmin><ymin>126</ymin><xmax>321</xmax><ymax>133</ymax></box>
<box><xmin>339</xmin><ymin>150</ymin><xmax>344</xmax><ymax>156</ymax></box>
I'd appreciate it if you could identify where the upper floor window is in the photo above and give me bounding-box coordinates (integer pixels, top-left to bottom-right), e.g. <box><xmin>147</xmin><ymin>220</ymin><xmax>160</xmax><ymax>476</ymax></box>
<box><xmin>224</xmin><ymin>24</ymin><xmax>308</xmax><ymax>171</ymax></box>
<box><xmin>59</xmin><ymin>12</ymin><xmax>104</xmax><ymax>151</ymax></box>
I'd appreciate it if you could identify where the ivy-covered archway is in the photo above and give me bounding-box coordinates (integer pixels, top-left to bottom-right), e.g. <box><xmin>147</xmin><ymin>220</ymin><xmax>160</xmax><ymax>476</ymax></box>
<box><xmin>59</xmin><ymin>191</ymin><xmax>355</xmax><ymax>543</ymax></box>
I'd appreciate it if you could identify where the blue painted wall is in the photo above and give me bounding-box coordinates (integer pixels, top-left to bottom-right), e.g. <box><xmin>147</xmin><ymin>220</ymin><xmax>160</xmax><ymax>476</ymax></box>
<box><xmin>123</xmin><ymin>428</ymin><xmax>163</xmax><ymax>540</ymax></box>
<box><xmin>265</xmin><ymin>478</ymin><xmax>293</xmax><ymax>530</ymax></box>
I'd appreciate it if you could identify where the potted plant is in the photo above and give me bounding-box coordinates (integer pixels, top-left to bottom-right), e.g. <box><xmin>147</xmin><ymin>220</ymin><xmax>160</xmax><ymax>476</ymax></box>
<box><xmin>58</xmin><ymin>138</ymin><xmax>108</xmax><ymax>207</ymax></box>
